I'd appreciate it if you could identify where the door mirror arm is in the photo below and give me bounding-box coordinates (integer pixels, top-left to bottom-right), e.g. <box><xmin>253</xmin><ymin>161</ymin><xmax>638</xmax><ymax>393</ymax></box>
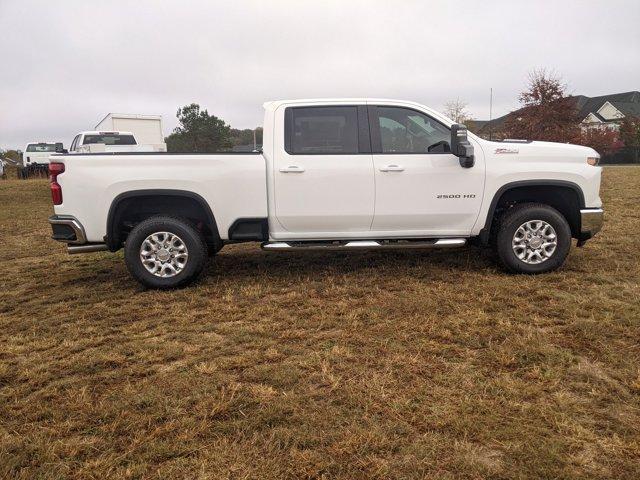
<box><xmin>450</xmin><ymin>124</ymin><xmax>475</xmax><ymax>168</ymax></box>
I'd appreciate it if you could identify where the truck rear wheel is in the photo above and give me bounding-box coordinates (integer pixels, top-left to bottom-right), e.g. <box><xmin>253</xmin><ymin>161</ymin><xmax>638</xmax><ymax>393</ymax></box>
<box><xmin>124</xmin><ymin>216</ymin><xmax>208</xmax><ymax>289</ymax></box>
<box><xmin>495</xmin><ymin>203</ymin><xmax>571</xmax><ymax>274</ymax></box>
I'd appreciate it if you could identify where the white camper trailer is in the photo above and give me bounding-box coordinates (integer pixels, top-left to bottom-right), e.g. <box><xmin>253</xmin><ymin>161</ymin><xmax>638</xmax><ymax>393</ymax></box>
<box><xmin>94</xmin><ymin>114</ymin><xmax>167</xmax><ymax>152</ymax></box>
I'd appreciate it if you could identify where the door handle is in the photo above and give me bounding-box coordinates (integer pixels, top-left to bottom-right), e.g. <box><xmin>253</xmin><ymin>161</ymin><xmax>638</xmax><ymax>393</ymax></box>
<box><xmin>279</xmin><ymin>165</ymin><xmax>305</xmax><ymax>173</ymax></box>
<box><xmin>380</xmin><ymin>164</ymin><xmax>404</xmax><ymax>172</ymax></box>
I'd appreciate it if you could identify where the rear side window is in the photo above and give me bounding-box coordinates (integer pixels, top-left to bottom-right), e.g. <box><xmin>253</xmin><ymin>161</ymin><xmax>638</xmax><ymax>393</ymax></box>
<box><xmin>285</xmin><ymin>106</ymin><xmax>359</xmax><ymax>154</ymax></box>
<box><xmin>83</xmin><ymin>134</ymin><xmax>136</xmax><ymax>145</ymax></box>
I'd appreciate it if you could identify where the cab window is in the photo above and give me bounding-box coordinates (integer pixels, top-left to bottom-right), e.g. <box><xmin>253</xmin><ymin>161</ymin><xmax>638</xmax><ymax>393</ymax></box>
<box><xmin>285</xmin><ymin>106</ymin><xmax>359</xmax><ymax>154</ymax></box>
<box><xmin>83</xmin><ymin>134</ymin><xmax>136</xmax><ymax>145</ymax></box>
<box><xmin>26</xmin><ymin>143</ymin><xmax>57</xmax><ymax>152</ymax></box>
<box><xmin>375</xmin><ymin>107</ymin><xmax>450</xmax><ymax>154</ymax></box>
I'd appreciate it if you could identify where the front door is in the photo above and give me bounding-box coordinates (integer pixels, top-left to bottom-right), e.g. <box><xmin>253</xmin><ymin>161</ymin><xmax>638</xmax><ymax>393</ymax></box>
<box><xmin>273</xmin><ymin>105</ymin><xmax>375</xmax><ymax>237</ymax></box>
<box><xmin>369</xmin><ymin>105</ymin><xmax>484</xmax><ymax>236</ymax></box>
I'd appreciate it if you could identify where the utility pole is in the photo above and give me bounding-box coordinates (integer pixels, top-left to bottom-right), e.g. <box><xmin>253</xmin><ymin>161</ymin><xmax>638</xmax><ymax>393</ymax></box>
<box><xmin>489</xmin><ymin>88</ymin><xmax>493</xmax><ymax>141</ymax></box>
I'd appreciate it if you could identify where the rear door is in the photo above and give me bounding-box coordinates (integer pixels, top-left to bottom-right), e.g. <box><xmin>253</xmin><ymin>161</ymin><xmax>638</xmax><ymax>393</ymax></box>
<box><xmin>272</xmin><ymin>105</ymin><xmax>374</xmax><ymax>236</ymax></box>
<box><xmin>369</xmin><ymin>105</ymin><xmax>484</xmax><ymax>235</ymax></box>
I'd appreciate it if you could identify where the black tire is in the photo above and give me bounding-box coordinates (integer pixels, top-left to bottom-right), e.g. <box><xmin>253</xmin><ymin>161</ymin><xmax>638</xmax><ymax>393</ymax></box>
<box><xmin>124</xmin><ymin>215</ymin><xmax>208</xmax><ymax>289</ymax></box>
<box><xmin>495</xmin><ymin>203</ymin><xmax>572</xmax><ymax>274</ymax></box>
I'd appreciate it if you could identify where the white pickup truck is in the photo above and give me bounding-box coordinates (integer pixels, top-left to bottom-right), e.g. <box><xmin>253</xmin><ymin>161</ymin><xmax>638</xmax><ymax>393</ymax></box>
<box><xmin>48</xmin><ymin>99</ymin><xmax>603</xmax><ymax>288</ymax></box>
<box><xmin>23</xmin><ymin>142</ymin><xmax>65</xmax><ymax>166</ymax></box>
<box><xmin>68</xmin><ymin>131</ymin><xmax>166</xmax><ymax>154</ymax></box>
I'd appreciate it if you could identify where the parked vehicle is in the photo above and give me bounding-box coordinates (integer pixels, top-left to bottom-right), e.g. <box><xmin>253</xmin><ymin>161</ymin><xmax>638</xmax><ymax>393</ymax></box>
<box><xmin>48</xmin><ymin>99</ymin><xmax>603</xmax><ymax>288</ymax></box>
<box><xmin>23</xmin><ymin>142</ymin><xmax>64</xmax><ymax>166</ymax></box>
<box><xmin>69</xmin><ymin>131</ymin><xmax>162</xmax><ymax>153</ymax></box>
<box><xmin>95</xmin><ymin>113</ymin><xmax>167</xmax><ymax>152</ymax></box>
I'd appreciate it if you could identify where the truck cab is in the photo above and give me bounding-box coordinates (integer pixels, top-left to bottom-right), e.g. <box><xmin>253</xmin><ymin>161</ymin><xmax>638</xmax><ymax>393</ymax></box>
<box><xmin>265</xmin><ymin>101</ymin><xmax>484</xmax><ymax>239</ymax></box>
<box><xmin>69</xmin><ymin>131</ymin><xmax>138</xmax><ymax>154</ymax></box>
<box><xmin>69</xmin><ymin>130</ymin><xmax>168</xmax><ymax>153</ymax></box>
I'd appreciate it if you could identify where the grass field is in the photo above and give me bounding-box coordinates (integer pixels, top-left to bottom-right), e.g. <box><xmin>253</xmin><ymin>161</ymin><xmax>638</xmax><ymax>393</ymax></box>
<box><xmin>1</xmin><ymin>167</ymin><xmax>639</xmax><ymax>479</ymax></box>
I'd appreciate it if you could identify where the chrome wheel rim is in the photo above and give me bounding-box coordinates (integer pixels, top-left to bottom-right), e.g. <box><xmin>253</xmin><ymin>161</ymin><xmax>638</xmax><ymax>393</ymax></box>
<box><xmin>140</xmin><ymin>231</ymin><xmax>188</xmax><ymax>277</ymax></box>
<box><xmin>512</xmin><ymin>220</ymin><xmax>557</xmax><ymax>265</ymax></box>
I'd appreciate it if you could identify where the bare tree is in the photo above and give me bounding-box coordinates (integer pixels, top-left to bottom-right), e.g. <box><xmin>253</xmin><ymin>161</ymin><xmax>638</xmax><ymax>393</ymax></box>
<box><xmin>443</xmin><ymin>98</ymin><xmax>473</xmax><ymax>124</ymax></box>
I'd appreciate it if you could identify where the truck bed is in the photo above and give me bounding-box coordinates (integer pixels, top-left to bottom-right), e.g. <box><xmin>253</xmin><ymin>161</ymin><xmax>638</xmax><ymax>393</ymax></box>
<box><xmin>52</xmin><ymin>152</ymin><xmax>267</xmax><ymax>242</ymax></box>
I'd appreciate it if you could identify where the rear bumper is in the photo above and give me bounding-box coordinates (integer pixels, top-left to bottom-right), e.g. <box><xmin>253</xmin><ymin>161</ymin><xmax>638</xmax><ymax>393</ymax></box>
<box><xmin>578</xmin><ymin>208</ymin><xmax>604</xmax><ymax>244</ymax></box>
<box><xmin>49</xmin><ymin>215</ymin><xmax>109</xmax><ymax>254</ymax></box>
<box><xmin>49</xmin><ymin>215</ymin><xmax>86</xmax><ymax>244</ymax></box>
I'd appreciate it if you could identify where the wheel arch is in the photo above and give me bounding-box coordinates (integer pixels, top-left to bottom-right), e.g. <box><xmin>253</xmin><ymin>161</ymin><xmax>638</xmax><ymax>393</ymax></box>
<box><xmin>106</xmin><ymin>189</ymin><xmax>221</xmax><ymax>251</ymax></box>
<box><xmin>479</xmin><ymin>180</ymin><xmax>585</xmax><ymax>245</ymax></box>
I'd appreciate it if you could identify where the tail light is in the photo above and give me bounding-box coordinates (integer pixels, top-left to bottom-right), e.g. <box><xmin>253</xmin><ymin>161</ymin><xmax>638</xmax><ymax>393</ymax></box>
<box><xmin>49</xmin><ymin>162</ymin><xmax>65</xmax><ymax>205</ymax></box>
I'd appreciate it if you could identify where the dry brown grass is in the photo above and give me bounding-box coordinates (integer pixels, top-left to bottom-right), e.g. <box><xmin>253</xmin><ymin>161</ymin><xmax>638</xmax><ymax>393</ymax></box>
<box><xmin>1</xmin><ymin>168</ymin><xmax>639</xmax><ymax>479</ymax></box>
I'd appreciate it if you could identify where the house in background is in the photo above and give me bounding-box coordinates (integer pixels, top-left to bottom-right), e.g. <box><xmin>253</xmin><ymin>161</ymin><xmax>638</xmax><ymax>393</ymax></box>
<box><xmin>577</xmin><ymin>91</ymin><xmax>640</xmax><ymax>131</ymax></box>
<box><xmin>470</xmin><ymin>90</ymin><xmax>640</xmax><ymax>138</ymax></box>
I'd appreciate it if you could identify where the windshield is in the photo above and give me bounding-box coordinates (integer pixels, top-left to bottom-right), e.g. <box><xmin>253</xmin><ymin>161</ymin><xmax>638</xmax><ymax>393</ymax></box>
<box><xmin>26</xmin><ymin>143</ymin><xmax>57</xmax><ymax>152</ymax></box>
<box><xmin>83</xmin><ymin>134</ymin><xmax>136</xmax><ymax>146</ymax></box>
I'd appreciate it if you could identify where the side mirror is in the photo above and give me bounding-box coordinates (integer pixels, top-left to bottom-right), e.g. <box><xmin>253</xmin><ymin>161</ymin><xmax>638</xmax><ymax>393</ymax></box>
<box><xmin>450</xmin><ymin>124</ymin><xmax>475</xmax><ymax>168</ymax></box>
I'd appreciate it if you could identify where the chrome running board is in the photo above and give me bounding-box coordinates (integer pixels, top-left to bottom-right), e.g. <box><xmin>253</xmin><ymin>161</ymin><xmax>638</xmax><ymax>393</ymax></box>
<box><xmin>261</xmin><ymin>238</ymin><xmax>466</xmax><ymax>251</ymax></box>
<box><xmin>67</xmin><ymin>243</ymin><xmax>109</xmax><ymax>254</ymax></box>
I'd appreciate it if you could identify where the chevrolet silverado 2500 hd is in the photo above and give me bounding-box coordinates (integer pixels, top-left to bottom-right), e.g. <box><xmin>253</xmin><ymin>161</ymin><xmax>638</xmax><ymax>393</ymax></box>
<box><xmin>48</xmin><ymin>99</ymin><xmax>603</xmax><ymax>288</ymax></box>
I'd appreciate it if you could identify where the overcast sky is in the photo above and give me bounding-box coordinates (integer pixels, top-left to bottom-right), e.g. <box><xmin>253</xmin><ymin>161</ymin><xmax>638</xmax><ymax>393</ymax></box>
<box><xmin>1</xmin><ymin>0</ymin><xmax>639</xmax><ymax>150</ymax></box>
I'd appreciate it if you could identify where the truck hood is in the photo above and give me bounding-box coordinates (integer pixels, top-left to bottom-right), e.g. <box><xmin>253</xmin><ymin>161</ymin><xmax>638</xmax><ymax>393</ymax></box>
<box><xmin>480</xmin><ymin>139</ymin><xmax>598</xmax><ymax>161</ymax></box>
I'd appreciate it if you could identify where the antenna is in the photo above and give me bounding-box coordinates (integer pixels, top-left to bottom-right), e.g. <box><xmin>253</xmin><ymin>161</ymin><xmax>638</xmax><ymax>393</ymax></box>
<box><xmin>489</xmin><ymin>88</ymin><xmax>493</xmax><ymax>141</ymax></box>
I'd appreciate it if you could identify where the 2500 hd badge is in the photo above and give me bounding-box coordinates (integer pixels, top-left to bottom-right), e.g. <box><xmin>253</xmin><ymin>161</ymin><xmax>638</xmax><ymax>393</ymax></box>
<box><xmin>436</xmin><ymin>194</ymin><xmax>477</xmax><ymax>198</ymax></box>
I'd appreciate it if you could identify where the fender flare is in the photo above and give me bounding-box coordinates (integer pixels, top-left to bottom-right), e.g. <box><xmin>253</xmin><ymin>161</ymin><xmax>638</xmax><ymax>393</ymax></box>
<box><xmin>105</xmin><ymin>189</ymin><xmax>220</xmax><ymax>251</ymax></box>
<box><xmin>478</xmin><ymin>180</ymin><xmax>585</xmax><ymax>245</ymax></box>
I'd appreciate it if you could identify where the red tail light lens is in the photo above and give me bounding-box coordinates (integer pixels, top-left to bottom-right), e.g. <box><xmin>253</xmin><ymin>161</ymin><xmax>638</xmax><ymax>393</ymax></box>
<box><xmin>49</xmin><ymin>162</ymin><xmax>65</xmax><ymax>205</ymax></box>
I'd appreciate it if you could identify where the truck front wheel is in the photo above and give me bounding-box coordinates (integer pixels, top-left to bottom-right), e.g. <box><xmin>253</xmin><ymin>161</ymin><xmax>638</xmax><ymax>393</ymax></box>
<box><xmin>495</xmin><ymin>203</ymin><xmax>572</xmax><ymax>274</ymax></box>
<box><xmin>124</xmin><ymin>216</ymin><xmax>208</xmax><ymax>289</ymax></box>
